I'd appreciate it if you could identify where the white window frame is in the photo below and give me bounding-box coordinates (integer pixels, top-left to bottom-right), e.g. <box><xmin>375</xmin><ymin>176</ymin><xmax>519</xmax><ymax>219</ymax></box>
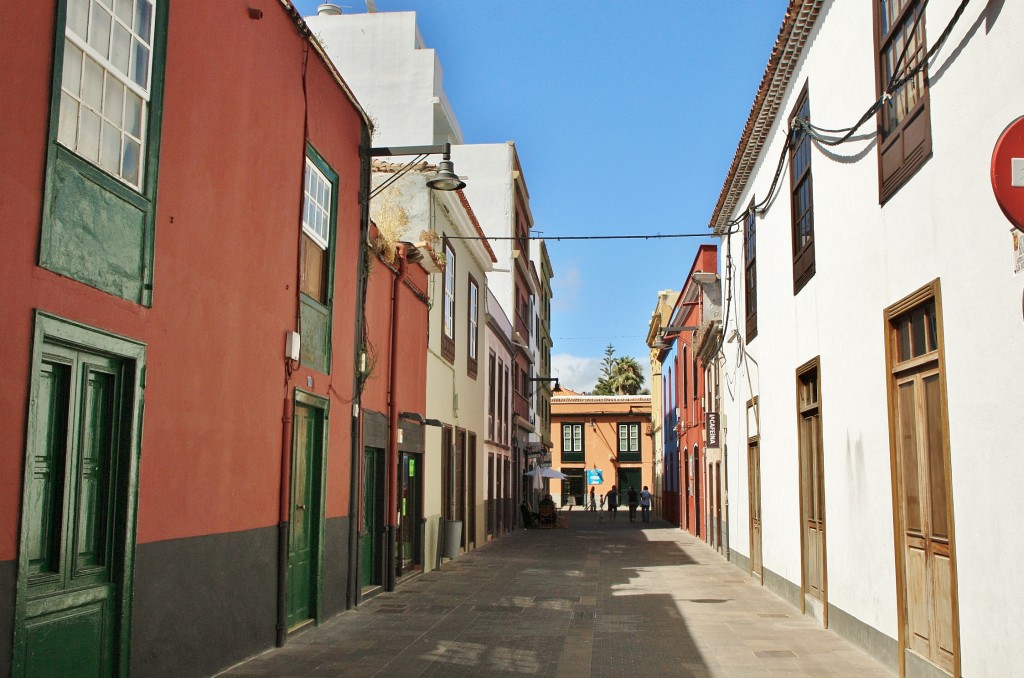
<box><xmin>468</xmin><ymin>278</ymin><xmax>479</xmax><ymax>361</ymax></box>
<box><xmin>302</xmin><ymin>157</ymin><xmax>332</xmax><ymax>250</ymax></box>
<box><xmin>618</xmin><ymin>423</ymin><xmax>640</xmax><ymax>453</ymax></box>
<box><xmin>563</xmin><ymin>423</ymin><xmax>583</xmax><ymax>453</ymax></box>
<box><xmin>59</xmin><ymin>0</ymin><xmax>157</xmax><ymax>189</ymax></box>
<box><xmin>443</xmin><ymin>240</ymin><xmax>456</xmax><ymax>341</ymax></box>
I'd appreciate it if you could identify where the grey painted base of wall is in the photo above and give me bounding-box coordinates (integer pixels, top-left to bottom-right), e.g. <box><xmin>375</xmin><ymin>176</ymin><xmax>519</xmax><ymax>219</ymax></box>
<box><xmin>0</xmin><ymin>559</ymin><xmax>14</xmax><ymax>678</ymax></box>
<box><xmin>828</xmin><ymin>601</ymin><xmax>899</xmax><ymax>673</ymax></box>
<box><xmin>323</xmin><ymin>516</ymin><xmax>350</xmax><ymax>618</ymax></box>
<box><xmin>131</xmin><ymin>527</ymin><xmax>279</xmax><ymax>678</ymax></box>
<box><xmin>725</xmin><ymin>548</ymin><xmax>899</xmax><ymax>674</ymax></box>
<box><xmin>729</xmin><ymin>548</ymin><xmax>749</xmax><ymax>573</ymax></box>
<box><xmin>131</xmin><ymin>518</ymin><xmax>352</xmax><ymax>678</ymax></box>
<box><xmin>762</xmin><ymin>565</ymin><xmax>803</xmax><ymax>610</ymax></box>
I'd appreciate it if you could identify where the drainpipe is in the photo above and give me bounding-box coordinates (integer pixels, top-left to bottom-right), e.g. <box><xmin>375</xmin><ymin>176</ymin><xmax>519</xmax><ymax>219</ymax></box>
<box><xmin>385</xmin><ymin>243</ymin><xmax>409</xmax><ymax>591</ymax></box>
<box><xmin>348</xmin><ymin>131</ymin><xmax>373</xmax><ymax>610</ymax></box>
<box><xmin>276</xmin><ymin>394</ymin><xmax>294</xmax><ymax>646</ymax></box>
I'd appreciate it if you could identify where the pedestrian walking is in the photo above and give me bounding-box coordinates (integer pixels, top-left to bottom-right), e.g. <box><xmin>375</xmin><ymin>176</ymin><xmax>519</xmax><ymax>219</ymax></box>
<box><xmin>627</xmin><ymin>486</ymin><xmax>639</xmax><ymax>522</ymax></box>
<box><xmin>607</xmin><ymin>485</ymin><xmax>618</xmax><ymax>520</ymax></box>
<box><xmin>598</xmin><ymin>494</ymin><xmax>605</xmax><ymax>522</ymax></box>
<box><xmin>640</xmin><ymin>485</ymin><xmax>652</xmax><ymax>523</ymax></box>
<box><xmin>588</xmin><ymin>486</ymin><xmax>596</xmax><ymax>511</ymax></box>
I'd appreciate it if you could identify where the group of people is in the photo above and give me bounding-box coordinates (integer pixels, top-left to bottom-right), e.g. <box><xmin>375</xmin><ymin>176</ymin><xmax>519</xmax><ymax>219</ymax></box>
<box><xmin>587</xmin><ymin>484</ymin><xmax>652</xmax><ymax>523</ymax></box>
<box><xmin>524</xmin><ymin>484</ymin><xmax>654</xmax><ymax>527</ymax></box>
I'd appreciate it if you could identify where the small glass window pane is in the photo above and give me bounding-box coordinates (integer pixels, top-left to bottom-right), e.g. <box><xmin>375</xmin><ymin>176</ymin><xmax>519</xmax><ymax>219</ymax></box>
<box><xmin>110</xmin><ymin>22</ymin><xmax>132</xmax><ymax>77</ymax></box>
<box><xmin>99</xmin><ymin>121</ymin><xmax>121</xmax><ymax>173</ymax></box>
<box><xmin>67</xmin><ymin>0</ymin><xmax>90</xmax><ymax>39</ymax></box>
<box><xmin>124</xmin><ymin>89</ymin><xmax>142</xmax><ymax>137</ymax></box>
<box><xmin>131</xmin><ymin>39</ymin><xmax>150</xmax><ymax>89</ymax></box>
<box><xmin>103</xmin><ymin>74</ymin><xmax>124</xmax><ymax>125</ymax></box>
<box><xmin>121</xmin><ymin>137</ymin><xmax>140</xmax><ymax>185</ymax></box>
<box><xmin>911</xmin><ymin>310</ymin><xmax>926</xmax><ymax>358</ymax></box>
<box><xmin>58</xmin><ymin>93</ymin><xmax>80</xmax><ymax>148</ymax></box>
<box><xmin>925</xmin><ymin>302</ymin><xmax>937</xmax><ymax>353</ymax></box>
<box><xmin>89</xmin><ymin>3</ymin><xmax>112</xmax><ymax>59</ymax></box>
<box><xmin>135</xmin><ymin>0</ymin><xmax>153</xmax><ymax>43</ymax></box>
<box><xmin>897</xmin><ymin>318</ymin><xmax>911</xmax><ymax>362</ymax></box>
<box><xmin>78</xmin><ymin>108</ymin><xmax>101</xmax><ymax>162</ymax></box>
<box><xmin>114</xmin><ymin>0</ymin><xmax>133</xmax><ymax>25</ymax></box>
<box><xmin>62</xmin><ymin>40</ymin><xmax>84</xmax><ymax>95</ymax></box>
<box><xmin>82</xmin><ymin>56</ymin><xmax>104</xmax><ymax>110</ymax></box>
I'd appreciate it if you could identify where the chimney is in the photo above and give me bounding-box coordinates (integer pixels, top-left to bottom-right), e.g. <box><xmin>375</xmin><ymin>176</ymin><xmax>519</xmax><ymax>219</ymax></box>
<box><xmin>317</xmin><ymin>4</ymin><xmax>343</xmax><ymax>16</ymax></box>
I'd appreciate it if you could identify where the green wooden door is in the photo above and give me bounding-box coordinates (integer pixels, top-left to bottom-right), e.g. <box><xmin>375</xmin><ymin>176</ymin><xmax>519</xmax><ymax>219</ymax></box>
<box><xmin>360</xmin><ymin>447</ymin><xmax>383</xmax><ymax>588</ymax></box>
<box><xmin>398</xmin><ymin>453</ymin><xmax>422</xmax><ymax>574</ymax></box>
<box><xmin>287</xmin><ymin>401</ymin><xmax>323</xmax><ymax>629</ymax></box>
<box><xmin>16</xmin><ymin>345</ymin><xmax>130</xmax><ymax>677</ymax></box>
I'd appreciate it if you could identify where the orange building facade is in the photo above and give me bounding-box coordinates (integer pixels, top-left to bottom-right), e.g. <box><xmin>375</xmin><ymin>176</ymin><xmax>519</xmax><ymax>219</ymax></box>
<box><xmin>549</xmin><ymin>390</ymin><xmax>653</xmax><ymax>511</ymax></box>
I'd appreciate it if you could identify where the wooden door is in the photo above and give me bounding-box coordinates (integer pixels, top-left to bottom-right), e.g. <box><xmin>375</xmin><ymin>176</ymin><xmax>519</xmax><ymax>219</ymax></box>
<box><xmin>287</xmin><ymin>400</ymin><xmax>323</xmax><ymax>629</ymax></box>
<box><xmin>798</xmin><ymin>363</ymin><xmax>826</xmax><ymax>606</ymax></box>
<box><xmin>748</xmin><ymin>440</ymin><xmax>762</xmax><ymax>579</ymax></box>
<box><xmin>895</xmin><ymin>370</ymin><xmax>955</xmax><ymax>671</ymax></box>
<box><xmin>467</xmin><ymin>433</ymin><xmax>477</xmax><ymax>548</ymax></box>
<box><xmin>398</xmin><ymin>453</ymin><xmax>422</xmax><ymax>572</ymax></box>
<box><xmin>16</xmin><ymin>347</ymin><xmax>129</xmax><ymax>677</ymax></box>
<box><xmin>888</xmin><ymin>290</ymin><xmax>958</xmax><ymax>675</ymax></box>
<box><xmin>360</xmin><ymin>447</ymin><xmax>383</xmax><ymax>588</ymax></box>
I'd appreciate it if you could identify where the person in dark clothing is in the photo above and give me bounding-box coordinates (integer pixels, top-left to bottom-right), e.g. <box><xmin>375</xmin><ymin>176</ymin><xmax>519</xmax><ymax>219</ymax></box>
<box><xmin>607</xmin><ymin>485</ymin><xmax>619</xmax><ymax>520</ymax></box>
<box><xmin>627</xmin><ymin>486</ymin><xmax>639</xmax><ymax>522</ymax></box>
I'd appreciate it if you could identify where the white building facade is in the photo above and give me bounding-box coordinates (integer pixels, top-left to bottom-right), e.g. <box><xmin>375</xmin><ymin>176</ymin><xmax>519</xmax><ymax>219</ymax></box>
<box><xmin>307</xmin><ymin>6</ymin><xmax>553</xmax><ymax>523</ymax></box>
<box><xmin>711</xmin><ymin>2</ymin><xmax>1024</xmax><ymax>677</ymax></box>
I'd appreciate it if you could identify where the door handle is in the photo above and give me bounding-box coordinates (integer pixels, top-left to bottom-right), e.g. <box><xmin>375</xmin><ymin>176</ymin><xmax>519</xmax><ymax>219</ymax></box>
<box><xmin>296</xmin><ymin>503</ymin><xmax>306</xmax><ymax>510</ymax></box>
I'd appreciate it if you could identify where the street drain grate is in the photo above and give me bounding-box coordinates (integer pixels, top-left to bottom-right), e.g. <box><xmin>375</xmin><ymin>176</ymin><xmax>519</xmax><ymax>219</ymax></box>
<box><xmin>686</xmin><ymin>598</ymin><xmax>730</xmax><ymax>604</ymax></box>
<box><xmin>754</xmin><ymin>650</ymin><xmax>797</xmax><ymax>658</ymax></box>
<box><xmin>570</xmin><ymin>610</ymin><xmax>597</xmax><ymax>620</ymax></box>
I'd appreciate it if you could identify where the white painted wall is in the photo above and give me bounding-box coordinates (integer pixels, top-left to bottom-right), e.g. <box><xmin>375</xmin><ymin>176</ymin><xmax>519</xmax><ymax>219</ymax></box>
<box><xmin>306</xmin><ymin>11</ymin><xmax>462</xmax><ymax>146</ymax></box>
<box><xmin>719</xmin><ymin>1</ymin><xmax>1024</xmax><ymax>674</ymax></box>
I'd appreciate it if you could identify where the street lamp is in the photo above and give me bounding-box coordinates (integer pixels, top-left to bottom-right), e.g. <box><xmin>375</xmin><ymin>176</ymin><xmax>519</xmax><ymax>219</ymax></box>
<box><xmin>350</xmin><ymin>141</ymin><xmax>465</xmax><ymax>597</ymax></box>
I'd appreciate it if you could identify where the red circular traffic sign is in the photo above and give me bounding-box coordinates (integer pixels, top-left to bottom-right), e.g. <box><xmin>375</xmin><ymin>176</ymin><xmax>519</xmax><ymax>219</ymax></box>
<box><xmin>992</xmin><ymin>116</ymin><xmax>1024</xmax><ymax>233</ymax></box>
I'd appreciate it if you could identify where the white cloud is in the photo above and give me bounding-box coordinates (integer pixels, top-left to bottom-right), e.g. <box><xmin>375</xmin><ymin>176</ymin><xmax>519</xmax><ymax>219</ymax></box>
<box><xmin>551</xmin><ymin>353</ymin><xmax>602</xmax><ymax>393</ymax></box>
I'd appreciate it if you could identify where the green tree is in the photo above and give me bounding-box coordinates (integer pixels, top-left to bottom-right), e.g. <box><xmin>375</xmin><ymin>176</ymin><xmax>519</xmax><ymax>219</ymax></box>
<box><xmin>592</xmin><ymin>344</ymin><xmax>646</xmax><ymax>396</ymax></box>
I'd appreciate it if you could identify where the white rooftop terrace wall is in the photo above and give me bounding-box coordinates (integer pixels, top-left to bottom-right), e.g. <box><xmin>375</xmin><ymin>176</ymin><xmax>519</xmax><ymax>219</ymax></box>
<box><xmin>305</xmin><ymin>10</ymin><xmax>462</xmax><ymax>147</ymax></box>
<box><xmin>450</xmin><ymin>143</ymin><xmax>517</xmax><ymax>323</ymax></box>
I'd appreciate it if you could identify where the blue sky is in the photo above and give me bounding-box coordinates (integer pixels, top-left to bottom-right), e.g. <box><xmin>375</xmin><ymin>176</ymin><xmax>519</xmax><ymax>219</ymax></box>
<box><xmin>294</xmin><ymin>0</ymin><xmax>788</xmax><ymax>391</ymax></box>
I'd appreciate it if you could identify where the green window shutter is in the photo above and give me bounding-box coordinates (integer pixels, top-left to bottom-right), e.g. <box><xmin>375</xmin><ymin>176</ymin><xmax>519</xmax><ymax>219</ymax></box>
<box><xmin>39</xmin><ymin>0</ymin><xmax>168</xmax><ymax>306</ymax></box>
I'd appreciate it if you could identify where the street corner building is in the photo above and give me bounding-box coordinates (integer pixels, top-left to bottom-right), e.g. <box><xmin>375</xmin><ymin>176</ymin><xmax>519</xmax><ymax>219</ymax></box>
<box><xmin>0</xmin><ymin>1</ymin><xmax>375</xmax><ymax>676</ymax></box>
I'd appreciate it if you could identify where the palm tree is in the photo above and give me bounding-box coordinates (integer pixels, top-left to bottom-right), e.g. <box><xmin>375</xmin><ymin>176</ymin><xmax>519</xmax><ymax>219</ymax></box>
<box><xmin>608</xmin><ymin>355</ymin><xmax>644</xmax><ymax>395</ymax></box>
<box><xmin>592</xmin><ymin>345</ymin><xmax>645</xmax><ymax>395</ymax></box>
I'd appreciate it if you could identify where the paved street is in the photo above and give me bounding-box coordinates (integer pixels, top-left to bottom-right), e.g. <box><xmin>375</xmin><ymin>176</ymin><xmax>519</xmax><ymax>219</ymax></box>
<box><xmin>220</xmin><ymin>512</ymin><xmax>892</xmax><ymax>678</ymax></box>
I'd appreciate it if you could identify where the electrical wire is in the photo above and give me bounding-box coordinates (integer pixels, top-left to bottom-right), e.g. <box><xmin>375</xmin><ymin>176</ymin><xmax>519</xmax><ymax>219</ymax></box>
<box><xmin>442</xmin><ymin>233</ymin><xmax>717</xmax><ymax>242</ymax></box>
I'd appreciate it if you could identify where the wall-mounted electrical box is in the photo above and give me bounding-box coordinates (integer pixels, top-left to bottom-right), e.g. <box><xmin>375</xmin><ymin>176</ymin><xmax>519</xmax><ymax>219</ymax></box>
<box><xmin>286</xmin><ymin>331</ymin><xmax>301</xmax><ymax>361</ymax></box>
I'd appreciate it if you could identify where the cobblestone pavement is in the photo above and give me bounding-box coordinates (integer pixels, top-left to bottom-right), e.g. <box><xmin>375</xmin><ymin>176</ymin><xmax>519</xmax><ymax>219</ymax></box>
<box><xmin>220</xmin><ymin>512</ymin><xmax>893</xmax><ymax>677</ymax></box>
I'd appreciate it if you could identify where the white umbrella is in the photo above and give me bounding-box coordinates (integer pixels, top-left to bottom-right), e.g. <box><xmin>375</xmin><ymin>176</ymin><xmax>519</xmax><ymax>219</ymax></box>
<box><xmin>524</xmin><ymin>466</ymin><xmax>568</xmax><ymax>481</ymax></box>
<box><xmin>531</xmin><ymin>462</ymin><xmax>544</xmax><ymax>491</ymax></box>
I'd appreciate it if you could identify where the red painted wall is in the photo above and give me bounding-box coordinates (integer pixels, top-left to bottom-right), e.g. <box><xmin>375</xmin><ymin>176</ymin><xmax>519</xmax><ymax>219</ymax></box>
<box><xmin>0</xmin><ymin>0</ymin><xmax>368</xmax><ymax>558</ymax></box>
<box><xmin>361</xmin><ymin>245</ymin><xmax>430</xmax><ymax>423</ymax></box>
<box><xmin>673</xmin><ymin>245</ymin><xmax>718</xmax><ymax>539</ymax></box>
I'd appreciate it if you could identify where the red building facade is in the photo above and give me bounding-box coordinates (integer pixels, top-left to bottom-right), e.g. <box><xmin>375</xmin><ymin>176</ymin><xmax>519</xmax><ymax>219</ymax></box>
<box><xmin>0</xmin><ymin>2</ymin><xmax>375</xmax><ymax>675</ymax></box>
<box><xmin>667</xmin><ymin>246</ymin><xmax>718</xmax><ymax>540</ymax></box>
